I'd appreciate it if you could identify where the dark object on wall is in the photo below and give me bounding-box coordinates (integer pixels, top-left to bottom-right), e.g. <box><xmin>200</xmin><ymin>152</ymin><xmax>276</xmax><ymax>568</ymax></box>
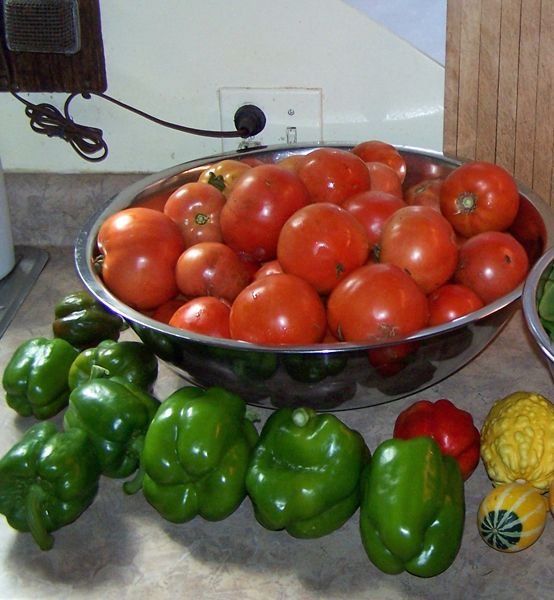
<box><xmin>0</xmin><ymin>0</ymin><xmax>106</xmax><ymax>92</ymax></box>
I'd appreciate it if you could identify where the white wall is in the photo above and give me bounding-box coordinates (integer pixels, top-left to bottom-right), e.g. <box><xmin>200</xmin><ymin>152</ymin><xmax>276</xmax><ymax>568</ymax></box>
<box><xmin>0</xmin><ymin>0</ymin><xmax>446</xmax><ymax>173</ymax></box>
<box><xmin>346</xmin><ymin>0</ymin><xmax>447</xmax><ymax>65</ymax></box>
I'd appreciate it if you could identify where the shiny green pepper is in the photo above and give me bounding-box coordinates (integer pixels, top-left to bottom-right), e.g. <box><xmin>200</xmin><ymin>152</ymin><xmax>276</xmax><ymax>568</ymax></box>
<box><xmin>64</xmin><ymin>377</ymin><xmax>160</xmax><ymax>492</ymax></box>
<box><xmin>2</xmin><ymin>337</ymin><xmax>79</xmax><ymax>419</ymax></box>
<box><xmin>142</xmin><ymin>386</ymin><xmax>258</xmax><ymax>523</ymax></box>
<box><xmin>246</xmin><ymin>406</ymin><xmax>370</xmax><ymax>538</ymax></box>
<box><xmin>0</xmin><ymin>422</ymin><xmax>101</xmax><ymax>550</ymax></box>
<box><xmin>68</xmin><ymin>339</ymin><xmax>158</xmax><ymax>391</ymax></box>
<box><xmin>52</xmin><ymin>290</ymin><xmax>126</xmax><ymax>349</ymax></box>
<box><xmin>359</xmin><ymin>436</ymin><xmax>465</xmax><ymax>578</ymax></box>
<box><xmin>538</xmin><ymin>262</ymin><xmax>554</xmax><ymax>340</ymax></box>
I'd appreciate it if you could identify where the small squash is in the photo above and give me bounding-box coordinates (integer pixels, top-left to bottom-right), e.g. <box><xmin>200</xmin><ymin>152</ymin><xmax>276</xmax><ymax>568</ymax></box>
<box><xmin>477</xmin><ymin>482</ymin><xmax>548</xmax><ymax>552</ymax></box>
<box><xmin>480</xmin><ymin>391</ymin><xmax>554</xmax><ymax>491</ymax></box>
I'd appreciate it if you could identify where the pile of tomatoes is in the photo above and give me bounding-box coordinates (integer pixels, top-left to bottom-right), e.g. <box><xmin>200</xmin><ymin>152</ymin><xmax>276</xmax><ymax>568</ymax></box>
<box><xmin>96</xmin><ymin>141</ymin><xmax>530</xmax><ymax>347</ymax></box>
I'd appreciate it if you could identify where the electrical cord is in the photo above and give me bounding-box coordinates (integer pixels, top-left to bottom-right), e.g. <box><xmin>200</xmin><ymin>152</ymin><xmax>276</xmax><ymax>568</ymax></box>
<box><xmin>11</xmin><ymin>91</ymin><xmax>262</xmax><ymax>162</ymax></box>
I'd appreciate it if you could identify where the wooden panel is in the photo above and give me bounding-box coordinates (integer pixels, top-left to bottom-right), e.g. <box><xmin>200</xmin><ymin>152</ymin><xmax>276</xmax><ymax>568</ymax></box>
<box><xmin>495</xmin><ymin>0</ymin><xmax>521</xmax><ymax>172</ymax></box>
<box><xmin>476</xmin><ymin>0</ymin><xmax>501</xmax><ymax>162</ymax></box>
<box><xmin>513</xmin><ymin>0</ymin><xmax>540</xmax><ymax>184</ymax></box>
<box><xmin>0</xmin><ymin>0</ymin><xmax>106</xmax><ymax>93</ymax></box>
<box><xmin>443</xmin><ymin>0</ymin><xmax>463</xmax><ymax>154</ymax></box>
<box><xmin>444</xmin><ymin>0</ymin><xmax>554</xmax><ymax>207</ymax></box>
<box><xmin>533</xmin><ymin>3</ymin><xmax>554</xmax><ymax>203</ymax></box>
<box><xmin>456</xmin><ymin>0</ymin><xmax>482</xmax><ymax>160</ymax></box>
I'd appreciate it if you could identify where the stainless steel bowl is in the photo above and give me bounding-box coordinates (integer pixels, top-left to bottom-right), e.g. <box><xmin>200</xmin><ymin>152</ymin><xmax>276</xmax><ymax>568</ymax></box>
<box><xmin>522</xmin><ymin>245</ymin><xmax>554</xmax><ymax>380</ymax></box>
<box><xmin>74</xmin><ymin>144</ymin><xmax>554</xmax><ymax>410</ymax></box>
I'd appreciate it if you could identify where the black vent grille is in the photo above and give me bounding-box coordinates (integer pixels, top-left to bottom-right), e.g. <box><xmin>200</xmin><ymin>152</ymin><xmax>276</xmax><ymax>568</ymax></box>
<box><xmin>3</xmin><ymin>0</ymin><xmax>81</xmax><ymax>54</ymax></box>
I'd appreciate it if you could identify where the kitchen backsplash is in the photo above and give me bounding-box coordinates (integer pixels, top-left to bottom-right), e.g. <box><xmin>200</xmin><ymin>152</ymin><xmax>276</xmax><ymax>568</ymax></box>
<box><xmin>6</xmin><ymin>173</ymin><xmax>143</xmax><ymax>246</ymax></box>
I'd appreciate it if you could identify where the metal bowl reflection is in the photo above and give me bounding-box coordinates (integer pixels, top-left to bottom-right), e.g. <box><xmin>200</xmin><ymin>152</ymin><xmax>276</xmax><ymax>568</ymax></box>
<box><xmin>74</xmin><ymin>144</ymin><xmax>554</xmax><ymax>410</ymax></box>
<box><xmin>522</xmin><ymin>245</ymin><xmax>554</xmax><ymax>380</ymax></box>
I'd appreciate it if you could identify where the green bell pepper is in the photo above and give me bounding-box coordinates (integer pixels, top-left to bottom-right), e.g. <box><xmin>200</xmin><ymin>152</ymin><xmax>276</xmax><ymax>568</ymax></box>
<box><xmin>142</xmin><ymin>385</ymin><xmax>259</xmax><ymax>523</ymax></box>
<box><xmin>64</xmin><ymin>377</ymin><xmax>160</xmax><ymax>492</ymax></box>
<box><xmin>359</xmin><ymin>436</ymin><xmax>465</xmax><ymax>578</ymax></box>
<box><xmin>0</xmin><ymin>422</ymin><xmax>101</xmax><ymax>550</ymax></box>
<box><xmin>538</xmin><ymin>262</ymin><xmax>554</xmax><ymax>340</ymax></box>
<box><xmin>2</xmin><ymin>337</ymin><xmax>79</xmax><ymax>419</ymax></box>
<box><xmin>53</xmin><ymin>290</ymin><xmax>127</xmax><ymax>349</ymax></box>
<box><xmin>246</xmin><ymin>406</ymin><xmax>370</xmax><ymax>538</ymax></box>
<box><xmin>67</xmin><ymin>339</ymin><xmax>158</xmax><ymax>391</ymax></box>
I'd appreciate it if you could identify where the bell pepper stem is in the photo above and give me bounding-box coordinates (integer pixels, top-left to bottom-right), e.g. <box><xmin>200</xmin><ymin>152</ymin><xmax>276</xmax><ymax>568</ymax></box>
<box><xmin>292</xmin><ymin>407</ymin><xmax>312</xmax><ymax>427</ymax></box>
<box><xmin>26</xmin><ymin>484</ymin><xmax>54</xmax><ymax>551</ymax></box>
<box><xmin>123</xmin><ymin>464</ymin><xmax>144</xmax><ymax>495</ymax></box>
<box><xmin>123</xmin><ymin>436</ymin><xmax>145</xmax><ymax>495</ymax></box>
<box><xmin>245</xmin><ymin>407</ymin><xmax>261</xmax><ymax>424</ymax></box>
<box><xmin>89</xmin><ymin>364</ymin><xmax>111</xmax><ymax>380</ymax></box>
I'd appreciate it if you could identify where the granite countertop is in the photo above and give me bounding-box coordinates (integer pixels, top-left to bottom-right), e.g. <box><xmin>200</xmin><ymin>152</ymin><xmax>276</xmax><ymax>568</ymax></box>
<box><xmin>0</xmin><ymin>245</ymin><xmax>553</xmax><ymax>600</ymax></box>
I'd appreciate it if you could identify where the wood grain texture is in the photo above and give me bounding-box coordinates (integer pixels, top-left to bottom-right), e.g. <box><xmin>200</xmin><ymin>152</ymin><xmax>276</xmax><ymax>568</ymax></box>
<box><xmin>514</xmin><ymin>0</ymin><xmax>540</xmax><ymax>184</ymax></box>
<box><xmin>495</xmin><ymin>0</ymin><xmax>521</xmax><ymax>173</ymax></box>
<box><xmin>444</xmin><ymin>0</ymin><xmax>554</xmax><ymax>207</ymax></box>
<box><xmin>476</xmin><ymin>0</ymin><xmax>501</xmax><ymax>162</ymax></box>
<box><xmin>456</xmin><ymin>0</ymin><xmax>482</xmax><ymax>160</ymax></box>
<box><xmin>533</xmin><ymin>2</ymin><xmax>554</xmax><ymax>203</ymax></box>
<box><xmin>443</xmin><ymin>0</ymin><xmax>463</xmax><ymax>155</ymax></box>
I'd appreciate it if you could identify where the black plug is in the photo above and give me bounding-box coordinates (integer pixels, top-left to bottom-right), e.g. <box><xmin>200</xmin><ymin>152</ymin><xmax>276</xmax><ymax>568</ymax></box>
<box><xmin>234</xmin><ymin>104</ymin><xmax>266</xmax><ymax>138</ymax></box>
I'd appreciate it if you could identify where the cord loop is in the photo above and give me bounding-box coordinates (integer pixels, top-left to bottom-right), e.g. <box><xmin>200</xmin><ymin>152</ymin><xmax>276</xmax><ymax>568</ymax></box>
<box><xmin>11</xmin><ymin>91</ymin><xmax>249</xmax><ymax>162</ymax></box>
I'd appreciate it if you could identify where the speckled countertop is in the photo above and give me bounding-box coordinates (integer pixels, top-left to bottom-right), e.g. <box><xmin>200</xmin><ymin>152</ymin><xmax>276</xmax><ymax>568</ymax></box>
<box><xmin>0</xmin><ymin>244</ymin><xmax>552</xmax><ymax>600</ymax></box>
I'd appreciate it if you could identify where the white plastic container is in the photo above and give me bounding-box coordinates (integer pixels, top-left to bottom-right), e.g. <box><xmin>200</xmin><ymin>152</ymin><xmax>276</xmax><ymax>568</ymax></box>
<box><xmin>0</xmin><ymin>157</ymin><xmax>16</xmax><ymax>280</ymax></box>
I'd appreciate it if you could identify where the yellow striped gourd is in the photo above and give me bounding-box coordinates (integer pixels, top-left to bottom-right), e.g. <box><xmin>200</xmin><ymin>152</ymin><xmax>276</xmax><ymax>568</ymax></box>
<box><xmin>477</xmin><ymin>482</ymin><xmax>548</xmax><ymax>552</ymax></box>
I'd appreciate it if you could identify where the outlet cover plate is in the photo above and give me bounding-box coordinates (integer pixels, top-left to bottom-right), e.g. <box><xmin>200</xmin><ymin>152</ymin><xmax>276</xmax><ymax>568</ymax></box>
<box><xmin>219</xmin><ymin>87</ymin><xmax>323</xmax><ymax>152</ymax></box>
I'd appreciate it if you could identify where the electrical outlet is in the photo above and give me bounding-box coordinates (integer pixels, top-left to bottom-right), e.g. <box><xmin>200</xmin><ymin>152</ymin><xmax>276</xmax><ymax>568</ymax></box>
<box><xmin>218</xmin><ymin>87</ymin><xmax>323</xmax><ymax>152</ymax></box>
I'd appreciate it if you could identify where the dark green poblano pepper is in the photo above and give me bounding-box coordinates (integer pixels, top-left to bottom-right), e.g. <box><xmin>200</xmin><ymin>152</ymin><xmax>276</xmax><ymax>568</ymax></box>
<box><xmin>246</xmin><ymin>406</ymin><xmax>371</xmax><ymax>538</ymax></box>
<box><xmin>141</xmin><ymin>385</ymin><xmax>259</xmax><ymax>523</ymax></box>
<box><xmin>2</xmin><ymin>337</ymin><xmax>79</xmax><ymax>419</ymax></box>
<box><xmin>0</xmin><ymin>422</ymin><xmax>101</xmax><ymax>550</ymax></box>
<box><xmin>52</xmin><ymin>290</ymin><xmax>127</xmax><ymax>349</ymax></box>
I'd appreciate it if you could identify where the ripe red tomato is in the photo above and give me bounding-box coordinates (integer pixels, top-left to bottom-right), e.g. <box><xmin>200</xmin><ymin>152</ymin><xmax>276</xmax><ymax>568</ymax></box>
<box><xmin>342</xmin><ymin>190</ymin><xmax>406</xmax><ymax>247</ymax></box>
<box><xmin>254</xmin><ymin>259</ymin><xmax>283</xmax><ymax>280</ymax></box>
<box><xmin>229</xmin><ymin>273</ymin><xmax>327</xmax><ymax>345</ymax></box>
<box><xmin>454</xmin><ymin>231</ymin><xmax>530</xmax><ymax>303</ymax></box>
<box><xmin>164</xmin><ymin>182</ymin><xmax>226</xmax><ymax>248</ymax></box>
<box><xmin>169</xmin><ymin>296</ymin><xmax>231</xmax><ymax>338</ymax></box>
<box><xmin>327</xmin><ymin>263</ymin><xmax>430</xmax><ymax>343</ymax></box>
<box><xmin>175</xmin><ymin>242</ymin><xmax>252</xmax><ymax>302</ymax></box>
<box><xmin>276</xmin><ymin>154</ymin><xmax>308</xmax><ymax>174</ymax></box>
<box><xmin>133</xmin><ymin>189</ymin><xmax>172</xmax><ymax>212</ymax></box>
<box><xmin>240</xmin><ymin>157</ymin><xmax>266</xmax><ymax>167</ymax></box>
<box><xmin>351</xmin><ymin>140</ymin><xmax>407</xmax><ymax>183</ymax></box>
<box><xmin>298</xmin><ymin>147</ymin><xmax>371</xmax><ymax>205</ymax></box>
<box><xmin>97</xmin><ymin>207</ymin><xmax>185</xmax><ymax>311</ymax></box>
<box><xmin>427</xmin><ymin>283</ymin><xmax>484</xmax><ymax>326</ymax></box>
<box><xmin>379</xmin><ymin>206</ymin><xmax>459</xmax><ymax>294</ymax></box>
<box><xmin>277</xmin><ymin>203</ymin><xmax>370</xmax><ymax>294</ymax></box>
<box><xmin>220</xmin><ymin>164</ymin><xmax>310</xmax><ymax>262</ymax></box>
<box><xmin>439</xmin><ymin>161</ymin><xmax>520</xmax><ymax>237</ymax></box>
<box><xmin>366</xmin><ymin>162</ymin><xmax>403</xmax><ymax>198</ymax></box>
<box><xmin>197</xmin><ymin>159</ymin><xmax>251</xmax><ymax>198</ymax></box>
<box><xmin>404</xmin><ymin>178</ymin><xmax>443</xmax><ymax>211</ymax></box>
<box><xmin>150</xmin><ymin>297</ymin><xmax>188</xmax><ymax>324</ymax></box>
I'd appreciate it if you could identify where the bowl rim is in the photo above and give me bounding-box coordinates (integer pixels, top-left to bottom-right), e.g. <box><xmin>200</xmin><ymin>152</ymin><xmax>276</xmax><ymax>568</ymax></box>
<box><xmin>74</xmin><ymin>143</ymin><xmax>554</xmax><ymax>355</ymax></box>
<box><xmin>522</xmin><ymin>245</ymin><xmax>554</xmax><ymax>363</ymax></box>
